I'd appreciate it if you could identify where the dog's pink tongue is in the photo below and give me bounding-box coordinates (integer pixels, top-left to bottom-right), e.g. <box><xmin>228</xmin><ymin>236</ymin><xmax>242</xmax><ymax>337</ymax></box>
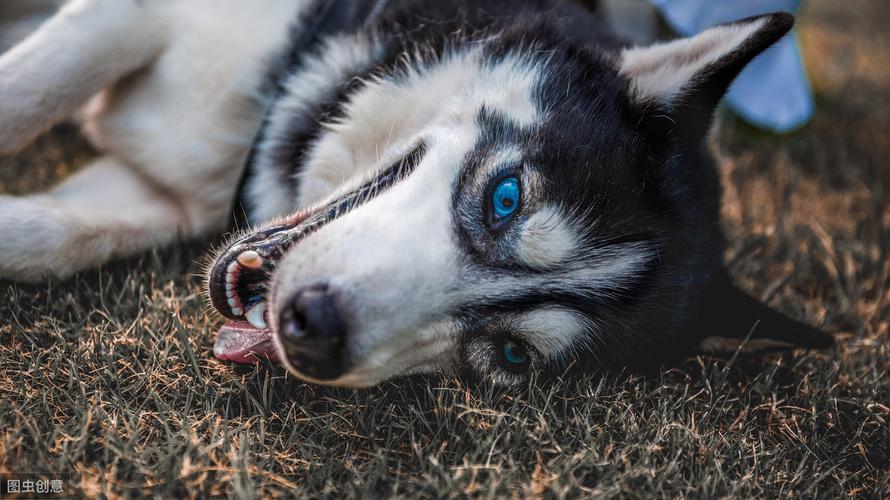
<box><xmin>214</xmin><ymin>321</ymin><xmax>279</xmax><ymax>364</ymax></box>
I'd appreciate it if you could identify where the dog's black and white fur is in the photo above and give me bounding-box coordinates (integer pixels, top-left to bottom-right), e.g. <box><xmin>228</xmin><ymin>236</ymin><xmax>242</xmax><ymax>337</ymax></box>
<box><xmin>0</xmin><ymin>0</ymin><xmax>832</xmax><ymax>387</ymax></box>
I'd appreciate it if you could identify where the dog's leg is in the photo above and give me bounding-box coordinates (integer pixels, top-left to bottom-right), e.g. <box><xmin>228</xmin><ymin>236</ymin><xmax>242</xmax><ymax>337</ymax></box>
<box><xmin>0</xmin><ymin>156</ymin><xmax>198</xmax><ymax>282</ymax></box>
<box><xmin>0</xmin><ymin>0</ymin><xmax>62</xmax><ymax>51</ymax></box>
<box><xmin>0</xmin><ymin>0</ymin><xmax>165</xmax><ymax>154</ymax></box>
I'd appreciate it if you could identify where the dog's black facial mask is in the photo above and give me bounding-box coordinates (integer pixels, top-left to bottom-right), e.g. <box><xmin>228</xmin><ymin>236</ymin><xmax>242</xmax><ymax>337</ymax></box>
<box><xmin>205</xmin><ymin>12</ymin><xmax>832</xmax><ymax>387</ymax></box>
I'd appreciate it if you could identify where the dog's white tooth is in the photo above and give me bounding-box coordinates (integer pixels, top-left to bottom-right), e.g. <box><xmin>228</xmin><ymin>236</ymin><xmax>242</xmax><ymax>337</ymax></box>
<box><xmin>232</xmin><ymin>307</ymin><xmax>243</xmax><ymax>316</ymax></box>
<box><xmin>226</xmin><ymin>282</ymin><xmax>235</xmax><ymax>291</ymax></box>
<box><xmin>225</xmin><ymin>273</ymin><xmax>235</xmax><ymax>283</ymax></box>
<box><xmin>237</xmin><ymin>250</ymin><xmax>264</xmax><ymax>269</ymax></box>
<box><xmin>245</xmin><ymin>302</ymin><xmax>268</xmax><ymax>330</ymax></box>
<box><xmin>227</xmin><ymin>261</ymin><xmax>240</xmax><ymax>273</ymax></box>
<box><xmin>226</xmin><ymin>290</ymin><xmax>234</xmax><ymax>299</ymax></box>
<box><xmin>227</xmin><ymin>297</ymin><xmax>237</xmax><ymax>308</ymax></box>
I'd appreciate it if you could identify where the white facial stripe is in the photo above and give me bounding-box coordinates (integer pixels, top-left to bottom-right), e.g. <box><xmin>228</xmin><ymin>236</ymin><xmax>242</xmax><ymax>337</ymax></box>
<box><xmin>296</xmin><ymin>48</ymin><xmax>544</xmax><ymax>206</ymax></box>
<box><xmin>515</xmin><ymin>307</ymin><xmax>591</xmax><ymax>360</ymax></box>
<box><xmin>516</xmin><ymin>205</ymin><xmax>579</xmax><ymax>269</ymax></box>
<box><xmin>619</xmin><ymin>18</ymin><xmax>766</xmax><ymax>106</ymax></box>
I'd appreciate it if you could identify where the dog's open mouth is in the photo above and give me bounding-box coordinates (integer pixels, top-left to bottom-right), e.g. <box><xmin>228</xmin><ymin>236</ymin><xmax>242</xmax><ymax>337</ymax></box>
<box><xmin>208</xmin><ymin>208</ymin><xmax>313</xmax><ymax>363</ymax></box>
<box><xmin>206</xmin><ymin>143</ymin><xmax>427</xmax><ymax>364</ymax></box>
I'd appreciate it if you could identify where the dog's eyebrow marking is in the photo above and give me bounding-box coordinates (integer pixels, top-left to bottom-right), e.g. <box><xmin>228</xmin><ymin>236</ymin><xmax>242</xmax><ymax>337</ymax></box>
<box><xmin>481</xmin><ymin>144</ymin><xmax>524</xmax><ymax>178</ymax></box>
<box><xmin>516</xmin><ymin>205</ymin><xmax>579</xmax><ymax>270</ymax></box>
<box><xmin>515</xmin><ymin>306</ymin><xmax>592</xmax><ymax>360</ymax></box>
<box><xmin>474</xmin><ymin>53</ymin><xmax>543</xmax><ymax>127</ymax></box>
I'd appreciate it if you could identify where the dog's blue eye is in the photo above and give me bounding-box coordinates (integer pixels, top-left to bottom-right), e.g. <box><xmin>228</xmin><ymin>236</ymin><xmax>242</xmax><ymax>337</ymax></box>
<box><xmin>502</xmin><ymin>340</ymin><xmax>528</xmax><ymax>365</ymax></box>
<box><xmin>492</xmin><ymin>177</ymin><xmax>520</xmax><ymax>219</ymax></box>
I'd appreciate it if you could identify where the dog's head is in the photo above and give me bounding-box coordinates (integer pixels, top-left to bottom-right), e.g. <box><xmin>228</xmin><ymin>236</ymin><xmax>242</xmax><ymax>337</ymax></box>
<box><xmin>207</xmin><ymin>13</ymin><xmax>830</xmax><ymax>387</ymax></box>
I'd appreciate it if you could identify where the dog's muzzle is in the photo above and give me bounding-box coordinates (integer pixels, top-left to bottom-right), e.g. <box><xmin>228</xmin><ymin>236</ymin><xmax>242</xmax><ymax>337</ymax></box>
<box><xmin>206</xmin><ymin>143</ymin><xmax>426</xmax><ymax>376</ymax></box>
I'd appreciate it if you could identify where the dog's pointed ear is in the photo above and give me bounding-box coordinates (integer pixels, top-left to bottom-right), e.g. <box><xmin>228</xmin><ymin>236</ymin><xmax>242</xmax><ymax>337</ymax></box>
<box><xmin>695</xmin><ymin>270</ymin><xmax>834</xmax><ymax>354</ymax></box>
<box><xmin>618</xmin><ymin>13</ymin><xmax>794</xmax><ymax>140</ymax></box>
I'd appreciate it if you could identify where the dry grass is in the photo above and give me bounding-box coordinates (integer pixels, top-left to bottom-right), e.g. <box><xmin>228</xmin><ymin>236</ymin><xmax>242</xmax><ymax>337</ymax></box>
<box><xmin>1</xmin><ymin>0</ymin><xmax>888</xmax><ymax>497</ymax></box>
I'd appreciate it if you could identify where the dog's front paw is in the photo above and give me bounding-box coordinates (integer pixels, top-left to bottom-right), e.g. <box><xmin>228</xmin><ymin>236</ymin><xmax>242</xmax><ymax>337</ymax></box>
<box><xmin>0</xmin><ymin>195</ymin><xmax>83</xmax><ymax>282</ymax></box>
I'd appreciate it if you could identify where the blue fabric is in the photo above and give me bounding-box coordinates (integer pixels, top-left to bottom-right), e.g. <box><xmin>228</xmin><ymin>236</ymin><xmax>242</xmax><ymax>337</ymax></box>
<box><xmin>649</xmin><ymin>0</ymin><xmax>813</xmax><ymax>132</ymax></box>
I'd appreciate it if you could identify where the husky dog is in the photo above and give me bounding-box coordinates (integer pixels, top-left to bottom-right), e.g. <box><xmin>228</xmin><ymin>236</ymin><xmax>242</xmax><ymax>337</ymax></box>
<box><xmin>0</xmin><ymin>0</ymin><xmax>832</xmax><ymax>387</ymax></box>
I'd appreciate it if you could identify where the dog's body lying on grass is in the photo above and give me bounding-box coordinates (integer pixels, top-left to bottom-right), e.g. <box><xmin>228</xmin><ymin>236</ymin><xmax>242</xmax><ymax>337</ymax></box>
<box><xmin>0</xmin><ymin>0</ymin><xmax>832</xmax><ymax>387</ymax></box>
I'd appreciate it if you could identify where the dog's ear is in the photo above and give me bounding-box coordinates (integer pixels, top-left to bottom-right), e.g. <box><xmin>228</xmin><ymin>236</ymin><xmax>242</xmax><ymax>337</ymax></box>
<box><xmin>694</xmin><ymin>270</ymin><xmax>834</xmax><ymax>354</ymax></box>
<box><xmin>618</xmin><ymin>12</ymin><xmax>793</xmax><ymax>140</ymax></box>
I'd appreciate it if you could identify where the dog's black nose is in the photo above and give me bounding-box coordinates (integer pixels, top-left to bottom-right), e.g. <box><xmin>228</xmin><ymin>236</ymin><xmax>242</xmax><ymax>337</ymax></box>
<box><xmin>277</xmin><ymin>284</ymin><xmax>346</xmax><ymax>380</ymax></box>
